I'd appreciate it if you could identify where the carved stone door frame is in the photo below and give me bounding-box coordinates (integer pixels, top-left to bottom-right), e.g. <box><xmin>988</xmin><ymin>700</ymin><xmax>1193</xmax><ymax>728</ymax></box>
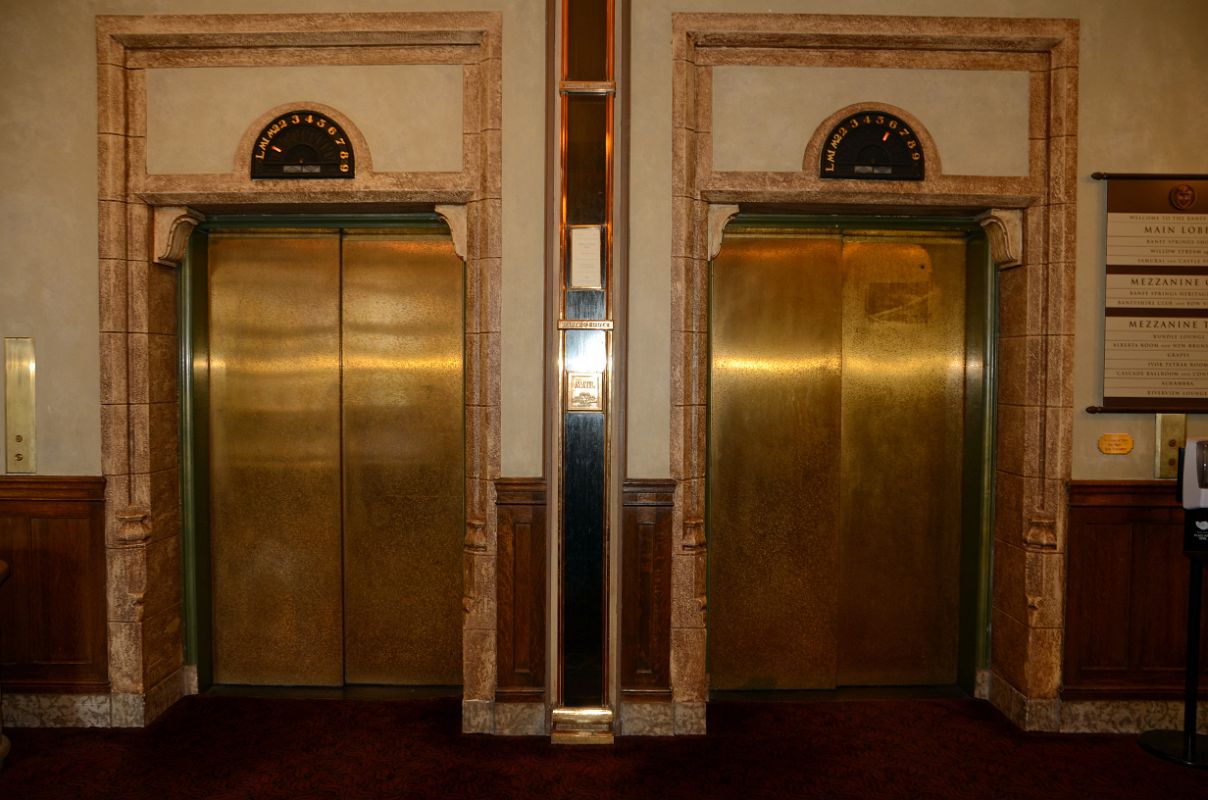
<box><xmin>94</xmin><ymin>13</ymin><xmax>502</xmax><ymax>727</ymax></box>
<box><xmin>668</xmin><ymin>13</ymin><xmax>1078</xmax><ymax>733</ymax></box>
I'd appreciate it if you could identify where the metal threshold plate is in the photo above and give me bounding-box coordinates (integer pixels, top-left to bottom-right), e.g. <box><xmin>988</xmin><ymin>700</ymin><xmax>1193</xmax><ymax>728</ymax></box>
<box><xmin>550</xmin><ymin>706</ymin><xmax>614</xmax><ymax>745</ymax></box>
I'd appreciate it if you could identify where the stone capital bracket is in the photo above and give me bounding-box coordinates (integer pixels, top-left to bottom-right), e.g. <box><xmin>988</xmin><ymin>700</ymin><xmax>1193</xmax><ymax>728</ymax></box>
<box><xmin>682</xmin><ymin>517</ymin><xmax>706</xmax><ymax>550</ymax></box>
<box><xmin>153</xmin><ymin>206</ymin><xmax>206</xmax><ymax>268</ymax></box>
<box><xmin>1023</xmin><ymin>514</ymin><xmax>1058</xmax><ymax>550</ymax></box>
<box><xmin>465</xmin><ymin>517</ymin><xmax>487</xmax><ymax>551</ymax></box>
<box><xmin>707</xmin><ymin>204</ymin><xmax>740</xmax><ymax>261</ymax></box>
<box><xmin>976</xmin><ymin>208</ymin><xmax>1024</xmax><ymax>269</ymax></box>
<box><xmin>435</xmin><ymin>204</ymin><xmax>468</xmax><ymax>261</ymax></box>
<box><xmin>115</xmin><ymin>505</ymin><xmax>153</xmax><ymax>545</ymax></box>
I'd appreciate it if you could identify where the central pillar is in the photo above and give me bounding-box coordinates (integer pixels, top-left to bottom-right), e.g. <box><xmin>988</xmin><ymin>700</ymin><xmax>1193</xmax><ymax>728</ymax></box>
<box><xmin>548</xmin><ymin>0</ymin><xmax>621</xmax><ymax>744</ymax></box>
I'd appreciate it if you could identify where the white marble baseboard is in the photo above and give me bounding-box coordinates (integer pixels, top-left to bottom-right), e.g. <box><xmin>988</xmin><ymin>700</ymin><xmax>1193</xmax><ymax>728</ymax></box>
<box><xmin>495</xmin><ymin>702</ymin><xmax>547</xmax><ymax>735</ymax></box>
<box><xmin>2</xmin><ymin>667</ymin><xmax>187</xmax><ymax>728</ymax></box>
<box><xmin>620</xmin><ymin>701</ymin><xmax>674</xmax><ymax>735</ymax></box>
<box><xmin>3</xmin><ymin>693</ymin><xmax>115</xmax><ymax>728</ymax></box>
<box><xmin>1060</xmin><ymin>700</ymin><xmax>1208</xmax><ymax>734</ymax></box>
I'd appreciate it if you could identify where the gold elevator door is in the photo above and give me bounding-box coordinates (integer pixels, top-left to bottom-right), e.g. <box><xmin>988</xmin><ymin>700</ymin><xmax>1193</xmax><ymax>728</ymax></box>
<box><xmin>207</xmin><ymin>227</ymin><xmax>464</xmax><ymax>687</ymax></box>
<box><xmin>708</xmin><ymin>227</ymin><xmax>968</xmax><ymax>690</ymax></box>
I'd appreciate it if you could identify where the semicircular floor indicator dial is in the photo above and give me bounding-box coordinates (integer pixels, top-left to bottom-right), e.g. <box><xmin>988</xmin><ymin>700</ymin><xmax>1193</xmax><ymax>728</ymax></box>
<box><xmin>250</xmin><ymin>110</ymin><xmax>356</xmax><ymax>179</ymax></box>
<box><xmin>819</xmin><ymin>110</ymin><xmax>925</xmax><ymax>181</ymax></box>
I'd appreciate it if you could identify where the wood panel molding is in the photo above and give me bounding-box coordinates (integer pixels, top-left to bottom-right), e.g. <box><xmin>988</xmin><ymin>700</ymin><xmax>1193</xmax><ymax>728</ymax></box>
<box><xmin>1064</xmin><ymin>480</ymin><xmax>1206</xmax><ymax>700</ymax></box>
<box><xmin>0</xmin><ymin>476</ymin><xmax>106</xmax><ymax>502</ymax></box>
<box><xmin>0</xmin><ymin>477</ymin><xmax>108</xmax><ymax>693</ymax></box>
<box><xmin>621</xmin><ymin>479</ymin><xmax>674</xmax><ymax>701</ymax></box>
<box><xmin>495</xmin><ymin>478</ymin><xmax>546</xmax><ymax>703</ymax></box>
<box><xmin>495</xmin><ymin>478</ymin><xmax>548</xmax><ymax>507</ymax></box>
<box><xmin>1068</xmin><ymin>480</ymin><xmax>1182</xmax><ymax>508</ymax></box>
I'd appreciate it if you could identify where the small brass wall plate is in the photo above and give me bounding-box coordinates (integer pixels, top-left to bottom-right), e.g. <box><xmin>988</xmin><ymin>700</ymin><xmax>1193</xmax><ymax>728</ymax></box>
<box><xmin>567</xmin><ymin>372</ymin><xmax>603</xmax><ymax>412</ymax></box>
<box><xmin>1097</xmin><ymin>433</ymin><xmax>1134</xmax><ymax>455</ymax></box>
<box><xmin>4</xmin><ymin>337</ymin><xmax>35</xmax><ymax>473</ymax></box>
<box><xmin>1155</xmin><ymin>413</ymin><xmax>1186</xmax><ymax>479</ymax></box>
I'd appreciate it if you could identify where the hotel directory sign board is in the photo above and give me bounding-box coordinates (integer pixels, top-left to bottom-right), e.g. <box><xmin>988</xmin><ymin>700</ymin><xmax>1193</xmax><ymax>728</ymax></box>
<box><xmin>1101</xmin><ymin>176</ymin><xmax>1208</xmax><ymax>411</ymax></box>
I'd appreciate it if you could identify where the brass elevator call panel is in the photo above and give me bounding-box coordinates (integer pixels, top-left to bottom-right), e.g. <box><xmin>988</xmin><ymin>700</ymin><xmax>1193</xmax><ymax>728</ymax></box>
<box><xmin>4</xmin><ymin>337</ymin><xmax>35</xmax><ymax>473</ymax></box>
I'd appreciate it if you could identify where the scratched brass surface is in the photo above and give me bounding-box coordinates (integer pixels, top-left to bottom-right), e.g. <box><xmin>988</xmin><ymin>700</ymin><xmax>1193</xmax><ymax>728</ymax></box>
<box><xmin>209</xmin><ymin>232</ymin><xmax>345</xmax><ymax>686</ymax></box>
<box><xmin>836</xmin><ymin>231</ymin><xmax>965</xmax><ymax>686</ymax></box>
<box><xmin>341</xmin><ymin>231</ymin><xmax>464</xmax><ymax>685</ymax></box>
<box><xmin>207</xmin><ymin>227</ymin><xmax>465</xmax><ymax>687</ymax></box>
<box><xmin>708</xmin><ymin>232</ymin><xmax>843</xmax><ymax>689</ymax></box>
<box><xmin>708</xmin><ymin>227</ymin><xmax>967</xmax><ymax>689</ymax></box>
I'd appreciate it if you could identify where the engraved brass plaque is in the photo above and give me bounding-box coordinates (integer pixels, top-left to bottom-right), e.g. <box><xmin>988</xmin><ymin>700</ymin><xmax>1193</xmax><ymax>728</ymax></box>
<box><xmin>567</xmin><ymin>371</ymin><xmax>603</xmax><ymax>411</ymax></box>
<box><xmin>1098</xmin><ymin>433</ymin><xmax>1135</xmax><ymax>455</ymax></box>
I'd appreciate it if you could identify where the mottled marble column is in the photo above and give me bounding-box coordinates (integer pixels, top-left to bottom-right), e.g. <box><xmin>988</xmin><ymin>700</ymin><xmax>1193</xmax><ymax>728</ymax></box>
<box><xmin>0</xmin><ymin>560</ymin><xmax>10</xmax><ymax>768</ymax></box>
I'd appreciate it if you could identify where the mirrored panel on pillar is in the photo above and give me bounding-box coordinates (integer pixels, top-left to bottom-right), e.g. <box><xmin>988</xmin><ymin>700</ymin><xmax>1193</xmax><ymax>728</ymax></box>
<box><xmin>552</xmin><ymin>0</ymin><xmax>617</xmax><ymax>742</ymax></box>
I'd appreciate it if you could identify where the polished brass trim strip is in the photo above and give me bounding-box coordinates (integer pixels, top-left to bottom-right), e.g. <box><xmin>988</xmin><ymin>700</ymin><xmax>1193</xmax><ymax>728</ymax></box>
<box><xmin>551</xmin><ymin>731</ymin><xmax>614</xmax><ymax>745</ymax></box>
<box><xmin>550</xmin><ymin>704</ymin><xmax>615</xmax><ymax>743</ymax></box>
<box><xmin>560</xmin><ymin>81</ymin><xmax>616</xmax><ymax>95</ymax></box>
<box><xmin>552</xmin><ymin>705</ymin><xmax>613</xmax><ymax>725</ymax></box>
<box><xmin>558</xmin><ymin>320</ymin><xmax>613</xmax><ymax>330</ymax></box>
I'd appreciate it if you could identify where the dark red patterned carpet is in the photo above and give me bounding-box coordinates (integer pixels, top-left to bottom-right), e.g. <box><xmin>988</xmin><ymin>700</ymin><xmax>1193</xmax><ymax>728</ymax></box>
<box><xmin>0</xmin><ymin>696</ymin><xmax>1204</xmax><ymax>799</ymax></box>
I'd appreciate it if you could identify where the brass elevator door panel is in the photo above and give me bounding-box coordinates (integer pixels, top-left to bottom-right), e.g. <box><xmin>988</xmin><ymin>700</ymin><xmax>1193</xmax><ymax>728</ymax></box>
<box><xmin>341</xmin><ymin>232</ymin><xmax>464</xmax><ymax>686</ymax></box>
<box><xmin>708</xmin><ymin>227</ymin><xmax>968</xmax><ymax>690</ymax></box>
<box><xmin>206</xmin><ymin>226</ymin><xmax>464</xmax><ymax>687</ymax></box>
<box><xmin>709</xmin><ymin>234</ymin><xmax>844</xmax><ymax>689</ymax></box>
<box><xmin>837</xmin><ymin>232</ymin><xmax>965</xmax><ymax>686</ymax></box>
<box><xmin>209</xmin><ymin>232</ymin><xmax>345</xmax><ymax>686</ymax></box>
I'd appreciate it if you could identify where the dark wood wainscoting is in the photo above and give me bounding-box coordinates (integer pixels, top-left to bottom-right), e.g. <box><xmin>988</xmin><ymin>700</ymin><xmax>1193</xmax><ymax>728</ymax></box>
<box><xmin>621</xmin><ymin>479</ymin><xmax>673</xmax><ymax>701</ymax></box>
<box><xmin>0</xmin><ymin>476</ymin><xmax>108</xmax><ymax>693</ymax></box>
<box><xmin>495</xmin><ymin>478</ymin><xmax>546</xmax><ymax>702</ymax></box>
<box><xmin>1064</xmin><ymin>480</ymin><xmax>1208</xmax><ymax>700</ymax></box>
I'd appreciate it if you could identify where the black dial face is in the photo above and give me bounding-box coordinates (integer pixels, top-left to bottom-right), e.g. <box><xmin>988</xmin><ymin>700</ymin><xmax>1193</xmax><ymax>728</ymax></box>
<box><xmin>819</xmin><ymin>110</ymin><xmax>924</xmax><ymax>181</ymax></box>
<box><xmin>250</xmin><ymin>110</ymin><xmax>355</xmax><ymax>179</ymax></box>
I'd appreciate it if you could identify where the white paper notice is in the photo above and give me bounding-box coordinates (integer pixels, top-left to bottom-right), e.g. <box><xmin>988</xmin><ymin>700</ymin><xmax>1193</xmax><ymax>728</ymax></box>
<box><xmin>569</xmin><ymin>226</ymin><xmax>603</xmax><ymax>289</ymax></box>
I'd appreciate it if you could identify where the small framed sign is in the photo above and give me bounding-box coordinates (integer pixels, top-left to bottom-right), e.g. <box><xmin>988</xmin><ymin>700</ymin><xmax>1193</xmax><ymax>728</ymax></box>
<box><xmin>568</xmin><ymin>225</ymin><xmax>604</xmax><ymax>289</ymax></box>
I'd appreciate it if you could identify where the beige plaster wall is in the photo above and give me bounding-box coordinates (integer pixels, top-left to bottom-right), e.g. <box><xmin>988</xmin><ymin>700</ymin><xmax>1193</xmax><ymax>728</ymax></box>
<box><xmin>628</xmin><ymin>0</ymin><xmax>1208</xmax><ymax>479</ymax></box>
<box><xmin>0</xmin><ymin>0</ymin><xmax>546</xmax><ymax>477</ymax></box>
<box><xmin>1</xmin><ymin>1</ymin><xmax>103</xmax><ymax>475</ymax></box>
<box><xmin>146</xmin><ymin>66</ymin><xmax>463</xmax><ymax>175</ymax></box>
<box><xmin>712</xmin><ymin>66</ymin><xmax>1030</xmax><ymax>176</ymax></box>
